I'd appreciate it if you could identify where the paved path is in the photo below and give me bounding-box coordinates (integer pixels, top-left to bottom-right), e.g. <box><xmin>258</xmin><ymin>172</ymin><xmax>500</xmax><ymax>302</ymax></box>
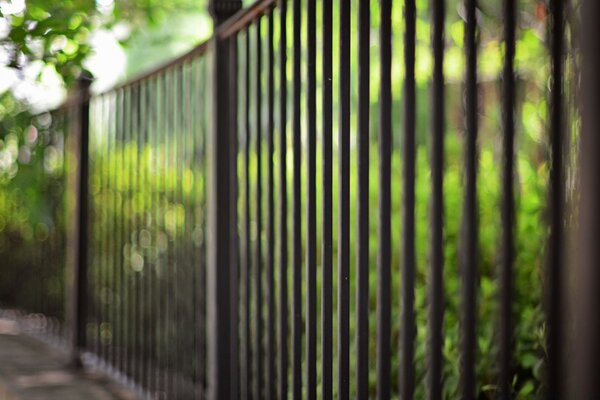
<box><xmin>0</xmin><ymin>319</ymin><xmax>137</xmax><ymax>400</ymax></box>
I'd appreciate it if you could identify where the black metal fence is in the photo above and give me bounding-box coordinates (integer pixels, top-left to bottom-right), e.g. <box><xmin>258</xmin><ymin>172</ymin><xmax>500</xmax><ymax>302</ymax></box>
<box><xmin>85</xmin><ymin>50</ymin><xmax>210</xmax><ymax>397</ymax></box>
<box><xmin>1</xmin><ymin>0</ymin><xmax>599</xmax><ymax>398</ymax></box>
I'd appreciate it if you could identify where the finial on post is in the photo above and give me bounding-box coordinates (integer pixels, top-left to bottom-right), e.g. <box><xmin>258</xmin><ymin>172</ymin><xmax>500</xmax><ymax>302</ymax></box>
<box><xmin>209</xmin><ymin>0</ymin><xmax>242</xmax><ymax>24</ymax></box>
<box><xmin>76</xmin><ymin>70</ymin><xmax>93</xmax><ymax>92</ymax></box>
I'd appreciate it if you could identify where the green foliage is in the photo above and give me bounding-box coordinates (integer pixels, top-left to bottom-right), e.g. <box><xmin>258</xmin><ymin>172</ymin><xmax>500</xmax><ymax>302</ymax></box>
<box><xmin>0</xmin><ymin>0</ymin><xmax>208</xmax><ymax>143</ymax></box>
<box><xmin>1</xmin><ymin>0</ymin><xmax>95</xmax><ymax>86</ymax></box>
<box><xmin>0</xmin><ymin>111</ymin><xmax>67</xmax><ymax>318</ymax></box>
<box><xmin>0</xmin><ymin>0</ymin><xmax>206</xmax><ymax>86</ymax></box>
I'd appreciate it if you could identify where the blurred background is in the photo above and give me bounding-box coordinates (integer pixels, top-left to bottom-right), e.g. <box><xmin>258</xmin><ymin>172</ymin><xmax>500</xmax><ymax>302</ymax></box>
<box><xmin>0</xmin><ymin>0</ymin><xmax>213</xmax><ymax>108</ymax></box>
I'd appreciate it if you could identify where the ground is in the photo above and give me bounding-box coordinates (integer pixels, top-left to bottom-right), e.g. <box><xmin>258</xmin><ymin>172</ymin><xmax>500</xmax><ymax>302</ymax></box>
<box><xmin>0</xmin><ymin>319</ymin><xmax>136</xmax><ymax>400</ymax></box>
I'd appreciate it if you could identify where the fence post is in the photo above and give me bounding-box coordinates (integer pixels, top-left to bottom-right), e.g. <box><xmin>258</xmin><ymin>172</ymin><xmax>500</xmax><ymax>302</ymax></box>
<box><xmin>569</xmin><ymin>0</ymin><xmax>600</xmax><ymax>397</ymax></box>
<box><xmin>207</xmin><ymin>1</ymin><xmax>241</xmax><ymax>399</ymax></box>
<box><xmin>69</xmin><ymin>73</ymin><xmax>92</xmax><ymax>366</ymax></box>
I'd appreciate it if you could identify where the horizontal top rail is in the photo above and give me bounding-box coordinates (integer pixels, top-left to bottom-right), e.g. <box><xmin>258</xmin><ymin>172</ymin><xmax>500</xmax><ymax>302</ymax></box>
<box><xmin>216</xmin><ymin>0</ymin><xmax>276</xmax><ymax>39</ymax></box>
<box><xmin>95</xmin><ymin>40</ymin><xmax>210</xmax><ymax>98</ymax></box>
<box><xmin>109</xmin><ymin>41</ymin><xmax>210</xmax><ymax>93</ymax></box>
<box><xmin>40</xmin><ymin>0</ymin><xmax>276</xmax><ymax>112</ymax></box>
<box><xmin>95</xmin><ymin>0</ymin><xmax>276</xmax><ymax>98</ymax></box>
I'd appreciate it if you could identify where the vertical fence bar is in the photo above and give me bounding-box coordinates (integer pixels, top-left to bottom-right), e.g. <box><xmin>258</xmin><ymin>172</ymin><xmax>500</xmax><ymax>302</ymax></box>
<box><xmin>119</xmin><ymin>86</ymin><xmax>127</xmax><ymax>381</ymax></box>
<box><xmin>401</xmin><ymin>0</ymin><xmax>416</xmax><ymax>398</ymax></box>
<box><xmin>196</xmin><ymin>59</ymin><xmax>209</xmax><ymax>396</ymax></box>
<box><xmin>150</xmin><ymin>77</ymin><xmax>160</xmax><ymax>395</ymax></box>
<box><xmin>306</xmin><ymin>0</ymin><xmax>317</xmax><ymax>395</ymax></box>
<box><xmin>112</xmin><ymin>90</ymin><xmax>121</xmax><ymax>372</ymax></box>
<box><xmin>187</xmin><ymin>61</ymin><xmax>198</xmax><ymax>395</ymax></box>
<box><xmin>139</xmin><ymin>82</ymin><xmax>149</xmax><ymax>392</ymax></box>
<box><xmin>60</xmin><ymin>112</ymin><xmax>68</xmax><ymax>340</ymax></box>
<box><xmin>338</xmin><ymin>0</ymin><xmax>351</xmax><ymax>395</ymax></box>
<box><xmin>132</xmin><ymin>83</ymin><xmax>140</xmax><ymax>387</ymax></box>
<box><xmin>278</xmin><ymin>0</ymin><xmax>289</xmax><ymax>396</ymax></box>
<box><xmin>188</xmin><ymin>64</ymin><xmax>196</xmax><ymax>395</ymax></box>
<box><xmin>244</xmin><ymin>29</ymin><xmax>254</xmax><ymax>400</ymax></box>
<box><xmin>70</xmin><ymin>74</ymin><xmax>92</xmax><ymax>366</ymax></box>
<box><xmin>124</xmin><ymin>85</ymin><xmax>133</xmax><ymax>382</ymax></box>
<box><xmin>131</xmin><ymin>84</ymin><xmax>139</xmax><ymax>389</ymax></box>
<box><xmin>177</xmin><ymin>62</ymin><xmax>189</xmax><ymax>397</ymax></box>
<box><xmin>162</xmin><ymin>73</ymin><xmax>171</xmax><ymax>395</ymax></box>
<box><xmin>181</xmin><ymin>61</ymin><xmax>192</xmax><ymax>395</ymax></box>
<box><xmin>460</xmin><ymin>0</ymin><xmax>478</xmax><ymax>398</ymax></box>
<box><xmin>321</xmin><ymin>0</ymin><xmax>333</xmax><ymax>396</ymax></box>
<box><xmin>357</xmin><ymin>0</ymin><xmax>370</xmax><ymax>396</ymax></box>
<box><xmin>191</xmin><ymin>62</ymin><xmax>200</xmax><ymax>396</ymax></box>
<box><xmin>163</xmin><ymin>73</ymin><xmax>171</xmax><ymax>393</ymax></box>
<box><xmin>159</xmin><ymin>74</ymin><xmax>167</xmax><ymax>394</ymax></box>
<box><xmin>144</xmin><ymin>81</ymin><xmax>153</xmax><ymax>394</ymax></box>
<box><xmin>170</xmin><ymin>68</ymin><xmax>178</xmax><ymax>397</ymax></box>
<box><xmin>109</xmin><ymin>89</ymin><xmax>117</xmax><ymax>371</ymax></box>
<box><xmin>118</xmin><ymin>87</ymin><xmax>126</xmax><ymax>377</ymax></box>
<box><xmin>123</xmin><ymin>87</ymin><xmax>135</xmax><ymax>380</ymax></box>
<box><xmin>119</xmin><ymin>88</ymin><xmax>127</xmax><ymax>376</ymax></box>
<box><xmin>151</xmin><ymin>77</ymin><xmax>161</xmax><ymax>395</ymax></box>
<box><xmin>429</xmin><ymin>0</ymin><xmax>445</xmax><ymax>398</ymax></box>
<box><xmin>378</xmin><ymin>0</ymin><xmax>392</xmax><ymax>395</ymax></box>
<box><xmin>267</xmin><ymin>9</ymin><xmax>276</xmax><ymax>400</ymax></box>
<box><xmin>190</xmin><ymin>67</ymin><xmax>197</xmax><ymax>395</ymax></box>
<box><xmin>181</xmin><ymin>64</ymin><xmax>190</xmax><ymax>395</ymax></box>
<box><xmin>207</xmin><ymin>1</ymin><xmax>242</xmax><ymax>398</ymax></box>
<box><xmin>100</xmin><ymin>95</ymin><xmax>109</xmax><ymax>367</ymax></box>
<box><xmin>499</xmin><ymin>0</ymin><xmax>515</xmax><ymax>397</ymax></box>
<box><xmin>254</xmin><ymin>17</ymin><xmax>264</xmax><ymax>400</ymax></box>
<box><xmin>175</xmin><ymin>66</ymin><xmax>183</xmax><ymax>396</ymax></box>
<box><xmin>166</xmin><ymin>70</ymin><xmax>174</xmax><ymax>397</ymax></box>
<box><xmin>571</xmin><ymin>1</ymin><xmax>600</xmax><ymax>397</ymax></box>
<box><xmin>292</xmin><ymin>0</ymin><xmax>303</xmax><ymax>395</ymax></box>
<box><xmin>546</xmin><ymin>0</ymin><xmax>564</xmax><ymax>397</ymax></box>
<box><xmin>121</xmin><ymin>85</ymin><xmax>129</xmax><ymax>380</ymax></box>
<box><xmin>60</xmin><ymin>110</ymin><xmax>68</xmax><ymax>339</ymax></box>
<box><xmin>109</xmin><ymin>90</ymin><xmax>118</xmax><ymax>371</ymax></box>
<box><xmin>88</xmin><ymin>98</ymin><xmax>99</xmax><ymax>358</ymax></box>
<box><xmin>135</xmin><ymin>84</ymin><xmax>143</xmax><ymax>387</ymax></box>
<box><xmin>229</xmin><ymin>33</ymin><xmax>241</xmax><ymax>400</ymax></box>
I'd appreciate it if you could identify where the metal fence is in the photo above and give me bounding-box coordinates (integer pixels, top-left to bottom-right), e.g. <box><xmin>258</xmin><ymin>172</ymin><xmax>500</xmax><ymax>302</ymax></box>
<box><xmin>85</xmin><ymin>47</ymin><xmax>211</xmax><ymax>397</ymax></box>
<box><xmin>1</xmin><ymin>0</ymin><xmax>599</xmax><ymax>398</ymax></box>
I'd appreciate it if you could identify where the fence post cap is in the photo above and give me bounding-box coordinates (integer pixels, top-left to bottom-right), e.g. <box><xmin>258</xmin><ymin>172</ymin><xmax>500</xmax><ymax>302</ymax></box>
<box><xmin>208</xmin><ymin>0</ymin><xmax>242</xmax><ymax>24</ymax></box>
<box><xmin>76</xmin><ymin>70</ymin><xmax>94</xmax><ymax>90</ymax></box>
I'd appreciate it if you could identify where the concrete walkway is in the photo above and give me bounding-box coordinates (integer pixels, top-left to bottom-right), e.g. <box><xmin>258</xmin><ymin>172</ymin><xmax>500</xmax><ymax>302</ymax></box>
<box><xmin>0</xmin><ymin>319</ymin><xmax>136</xmax><ymax>400</ymax></box>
